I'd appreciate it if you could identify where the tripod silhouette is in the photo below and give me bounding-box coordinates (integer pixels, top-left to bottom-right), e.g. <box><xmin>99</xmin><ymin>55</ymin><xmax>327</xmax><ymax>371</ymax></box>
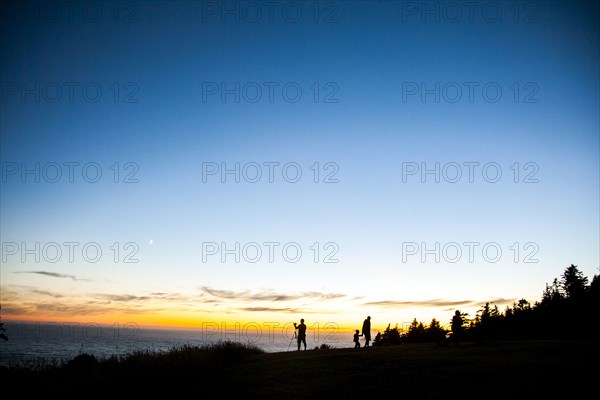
<box><xmin>287</xmin><ymin>329</ymin><xmax>297</xmax><ymax>351</ymax></box>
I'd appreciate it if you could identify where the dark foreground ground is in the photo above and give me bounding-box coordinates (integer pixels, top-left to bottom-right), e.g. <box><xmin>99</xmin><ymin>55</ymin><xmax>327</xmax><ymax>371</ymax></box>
<box><xmin>2</xmin><ymin>340</ymin><xmax>597</xmax><ymax>398</ymax></box>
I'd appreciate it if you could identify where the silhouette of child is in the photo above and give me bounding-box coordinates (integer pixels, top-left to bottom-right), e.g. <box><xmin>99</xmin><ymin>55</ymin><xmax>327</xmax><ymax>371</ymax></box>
<box><xmin>353</xmin><ymin>329</ymin><xmax>362</xmax><ymax>348</ymax></box>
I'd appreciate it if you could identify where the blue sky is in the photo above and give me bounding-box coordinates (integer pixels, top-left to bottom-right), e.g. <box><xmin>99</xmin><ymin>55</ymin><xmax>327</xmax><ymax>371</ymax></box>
<box><xmin>1</xmin><ymin>0</ymin><xmax>598</xmax><ymax>330</ymax></box>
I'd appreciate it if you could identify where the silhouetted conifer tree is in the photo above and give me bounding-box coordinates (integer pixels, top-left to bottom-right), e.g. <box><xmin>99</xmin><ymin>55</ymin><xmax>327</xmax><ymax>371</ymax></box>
<box><xmin>0</xmin><ymin>306</ymin><xmax>8</xmax><ymax>341</ymax></box>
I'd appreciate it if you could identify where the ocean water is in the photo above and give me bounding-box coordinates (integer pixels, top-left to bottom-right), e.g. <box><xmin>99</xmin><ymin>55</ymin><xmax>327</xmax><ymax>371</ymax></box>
<box><xmin>0</xmin><ymin>321</ymin><xmax>355</xmax><ymax>367</ymax></box>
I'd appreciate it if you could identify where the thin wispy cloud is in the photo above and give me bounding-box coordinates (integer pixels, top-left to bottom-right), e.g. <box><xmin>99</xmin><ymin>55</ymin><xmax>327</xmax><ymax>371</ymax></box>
<box><xmin>247</xmin><ymin>293</ymin><xmax>298</xmax><ymax>301</ymax></box>
<box><xmin>302</xmin><ymin>292</ymin><xmax>346</xmax><ymax>300</ymax></box>
<box><xmin>485</xmin><ymin>298</ymin><xmax>518</xmax><ymax>305</ymax></box>
<box><xmin>32</xmin><ymin>302</ymin><xmax>158</xmax><ymax>315</ymax></box>
<box><xmin>236</xmin><ymin>306</ymin><xmax>342</xmax><ymax>315</ymax></box>
<box><xmin>1</xmin><ymin>292</ymin><xmax>212</xmax><ymax>318</ymax></box>
<box><xmin>239</xmin><ymin>307</ymin><xmax>298</xmax><ymax>312</ymax></box>
<box><xmin>200</xmin><ymin>286</ymin><xmax>346</xmax><ymax>302</ymax></box>
<box><xmin>0</xmin><ymin>284</ymin><xmax>221</xmax><ymax>319</ymax></box>
<box><xmin>363</xmin><ymin>298</ymin><xmax>517</xmax><ymax>309</ymax></box>
<box><xmin>14</xmin><ymin>270</ymin><xmax>92</xmax><ymax>282</ymax></box>
<box><xmin>94</xmin><ymin>294</ymin><xmax>152</xmax><ymax>302</ymax></box>
<box><xmin>364</xmin><ymin>299</ymin><xmax>474</xmax><ymax>308</ymax></box>
<box><xmin>32</xmin><ymin>289</ymin><xmax>64</xmax><ymax>298</ymax></box>
<box><xmin>3</xmin><ymin>285</ymin><xmax>65</xmax><ymax>300</ymax></box>
<box><xmin>201</xmin><ymin>287</ymin><xmax>249</xmax><ymax>299</ymax></box>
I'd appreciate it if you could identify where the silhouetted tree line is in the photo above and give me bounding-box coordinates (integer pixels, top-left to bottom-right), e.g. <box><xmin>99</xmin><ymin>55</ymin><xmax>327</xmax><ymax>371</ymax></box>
<box><xmin>373</xmin><ymin>264</ymin><xmax>599</xmax><ymax>346</ymax></box>
<box><xmin>0</xmin><ymin>306</ymin><xmax>8</xmax><ymax>341</ymax></box>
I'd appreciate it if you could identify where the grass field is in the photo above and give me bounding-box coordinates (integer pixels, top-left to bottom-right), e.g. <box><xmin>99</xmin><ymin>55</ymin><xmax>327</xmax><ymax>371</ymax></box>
<box><xmin>2</xmin><ymin>340</ymin><xmax>597</xmax><ymax>398</ymax></box>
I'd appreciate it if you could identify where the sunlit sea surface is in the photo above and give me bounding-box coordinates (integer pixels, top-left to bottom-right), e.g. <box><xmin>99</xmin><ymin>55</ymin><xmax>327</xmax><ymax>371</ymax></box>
<box><xmin>0</xmin><ymin>321</ymin><xmax>356</xmax><ymax>367</ymax></box>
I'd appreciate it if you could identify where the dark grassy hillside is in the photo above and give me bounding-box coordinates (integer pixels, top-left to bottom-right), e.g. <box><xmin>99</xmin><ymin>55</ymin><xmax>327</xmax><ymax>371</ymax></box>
<box><xmin>2</xmin><ymin>340</ymin><xmax>596</xmax><ymax>399</ymax></box>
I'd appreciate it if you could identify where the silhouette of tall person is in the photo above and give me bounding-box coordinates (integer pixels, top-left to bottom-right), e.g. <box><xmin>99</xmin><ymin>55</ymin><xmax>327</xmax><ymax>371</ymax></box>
<box><xmin>294</xmin><ymin>318</ymin><xmax>307</xmax><ymax>351</ymax></box>
<box><xmin>451</xmin><ymin>310</ymin><xmax>463</xmax><ymax>346</ymax></box>
<box><xmin>362</xmin><ymin>316</ymin><xmax>371</xmax><ymax>348</ymax></box>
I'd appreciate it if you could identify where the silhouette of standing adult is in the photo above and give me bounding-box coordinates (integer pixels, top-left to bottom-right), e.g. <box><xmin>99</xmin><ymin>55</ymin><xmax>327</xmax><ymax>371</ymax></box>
<box><xmin>294</xmin><ymin>319</ymin><xmax>307</xmax><ymax>351</ymax></box>
<box><xmin>362</xmin><ymin>316</ymin><xmax>371</xmax><ymax>348</ymax></box>
<box><xmin>451</xmin><ymin>310</ymin><xmax>463</xmax><ymax>346</ymax></box>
